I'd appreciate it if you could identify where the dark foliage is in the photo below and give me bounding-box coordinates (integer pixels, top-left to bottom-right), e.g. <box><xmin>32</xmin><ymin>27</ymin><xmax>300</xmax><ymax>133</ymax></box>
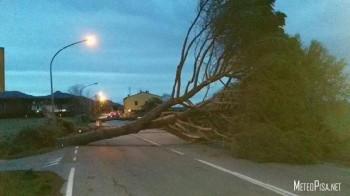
<box><xmin>4</xmin><ymin>118</ymin><xmax>75</xmax><ymax>156</ymax></box>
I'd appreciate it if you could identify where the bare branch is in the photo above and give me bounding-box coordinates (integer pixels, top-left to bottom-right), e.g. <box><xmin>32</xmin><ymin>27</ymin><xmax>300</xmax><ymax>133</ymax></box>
<box><xmin>171</xmin><ymin>0</ymin><xmax>211</xmax><ymax>98</ymax></box>
<box><xmin>185</xmin><ymin>32</ymin><xmax>212</xmax><ymax>93</ymax></box>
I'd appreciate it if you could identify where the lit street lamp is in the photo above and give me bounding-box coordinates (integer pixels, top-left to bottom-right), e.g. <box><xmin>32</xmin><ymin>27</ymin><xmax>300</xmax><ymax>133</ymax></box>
<box><xmin>98</xmin><ymin>91</ymin><xmax>106</xmax><ymax>103</ymax></box>
<box><xmin>95</xmin><ymin>91</ymin><xmax>107</xmax><ymax>116</ymax></box>
<box><xmin>50</xmin><ymin>35</ymin><xmax>96</xmax><ymax>123</ymax></box>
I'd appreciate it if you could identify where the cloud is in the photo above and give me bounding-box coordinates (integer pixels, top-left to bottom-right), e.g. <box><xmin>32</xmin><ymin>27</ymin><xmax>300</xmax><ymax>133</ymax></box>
<box><xmin>0</xmin><ymin>0</ymin><xmax>193</xmax><ymax>75</ymax></box>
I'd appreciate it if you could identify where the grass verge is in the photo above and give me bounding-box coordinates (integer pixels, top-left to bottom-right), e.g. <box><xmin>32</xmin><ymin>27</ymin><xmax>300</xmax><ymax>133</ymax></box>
<box><xmin>0</xmin><ymin>118</ymin><xmax>79</xmax><ymax>159</ymax></box>
<box><xmin>0</xmin><ymin>118</ymin><xmax>46</xmax><ymax>143</ymax></box>
<box><xmin>0</xmin><ymin>170</ymin><xmax>64</xmax><ymax>196</ymax></box>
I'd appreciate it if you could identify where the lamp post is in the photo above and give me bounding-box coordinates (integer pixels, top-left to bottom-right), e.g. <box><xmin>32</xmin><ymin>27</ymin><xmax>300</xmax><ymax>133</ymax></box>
<box><xmin>50</xmin><ymin>36</ymin><xmax>96</xmax><ymax>123</ymax></box>
<box><xmin>81</xmin><ymin>82</ymin><xmax>98</xmax><ymax>95</ymax></box>
<box><xmin>80</xmin><ymin>82</ymin><xmax>98</xmax><ymax>118</ymax></box>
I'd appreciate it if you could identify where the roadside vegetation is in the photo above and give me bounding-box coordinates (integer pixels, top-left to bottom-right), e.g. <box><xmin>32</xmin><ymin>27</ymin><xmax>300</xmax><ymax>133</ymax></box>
<box><xmin>0</xmin><ymin>118</ymin><xmax>82</xmax><ymax>195</ymax></box>
<box><xmin>0</xmin><ymin>170</ymin><xmax>63</xmax><ymax>196</ymax></box>
<box><xmin>209</xmin><ymin>38</ymin><xmax>350</xmax><ymax>164</ymax></box>
<box><xmin>0</xmin><ymin>118</ymin><xmax>46</xmax><ymax>143</ymax></box>
<box><xmin>0</xmin><ymin>117</ymin><xmax>79</xmax><ymax>159</ymax></box>
<box><xmin>326</xmin><ymin>105</ymin><xmax>350</xmax><ymax>166</ymax></box>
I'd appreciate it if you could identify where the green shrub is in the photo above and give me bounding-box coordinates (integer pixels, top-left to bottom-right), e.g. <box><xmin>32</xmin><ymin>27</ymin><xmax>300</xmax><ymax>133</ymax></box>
<box><xmin>212</xmin><ymin>38</ymin><xmax>348</xmax><ymax>164</ymax></box>
<box><xmin>8</xmin><ymin>126</ymin><xmax>60</xmax><ymax>155</ymax></box>
<box><xmin>0</xmin><ymin>170</ymin><xmax>64</xmax><ymax>196</ymax></box>
<box><xmin>233</xmin><ymin>121</ymin><xmax>340</xmax><ymax>164</ymax></box>
<box><xmin>4</xmin><ymin>119</ymin><xmax>77</xmax><ymax>157</ymax></box>
<box><xmin>56</xmin><ymin>118</ymin><xmax>75</xmax><ymax>134</ymax></box>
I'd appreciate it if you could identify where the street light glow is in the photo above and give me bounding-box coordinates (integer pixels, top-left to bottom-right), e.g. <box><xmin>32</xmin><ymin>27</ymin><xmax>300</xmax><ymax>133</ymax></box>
<box><xmin>100</xmin><ymin>96</ymin><xmax>106</xmax><ymax>102</ymax></box>
<box><xmin>98</xmin><ymin>91</ymin><xmax>106</xmax><ymax>102</ymax></box>
<box><xmin>85</xmin><ymin>35</ymin><xmax>96</xmax><ymax>46</ymax></box>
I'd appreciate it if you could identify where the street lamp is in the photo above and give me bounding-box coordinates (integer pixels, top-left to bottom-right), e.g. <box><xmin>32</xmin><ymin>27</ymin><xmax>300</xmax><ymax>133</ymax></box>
<box><xmin>50</xmin><ymin>35</ymin><xmax>96</xmax><ymax>123</ymax></box>
<box><xmin>80</xmin><ymin>82</ymin><xmax>98</xmax><ymax>118</ymax></box>
<box><xmin>95</xmin><ymin>91</ymin><xmax>107</xmax><ymax>115</ymax></box>
<box><xmin>81</xmin><ymin>82</ymin><xmax>98</xmax><ymax>96</ymax></box>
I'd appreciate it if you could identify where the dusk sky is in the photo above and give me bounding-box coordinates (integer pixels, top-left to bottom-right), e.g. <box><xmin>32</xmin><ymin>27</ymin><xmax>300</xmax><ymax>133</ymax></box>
<box><xmin>1</xmin><ymin>1</ymin><xmax>349</xmax><ymax>103</ymax></box>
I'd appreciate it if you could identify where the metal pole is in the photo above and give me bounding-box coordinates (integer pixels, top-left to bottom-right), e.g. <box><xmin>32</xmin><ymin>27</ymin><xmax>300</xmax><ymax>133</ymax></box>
<box><xmin>80</xmin><ymin>82</ymin><xmax>98</xmax><ymax>118</ymax></box>
<box><xmin>50</xmin><ymin>39</ymin><xmax>87</xmax><ymax>124</ymax></box>
<box><xmin>81</xmin><ymin>82</ymin><xmax>98</xmax><ymax>96</ymax></box>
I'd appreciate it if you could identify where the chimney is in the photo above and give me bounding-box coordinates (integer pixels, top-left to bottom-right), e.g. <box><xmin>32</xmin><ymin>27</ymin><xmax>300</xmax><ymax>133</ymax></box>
<box><xmin>0</xmin><ymin>47</ymin><xmax>4</xmax><ymax>92</ymax></box>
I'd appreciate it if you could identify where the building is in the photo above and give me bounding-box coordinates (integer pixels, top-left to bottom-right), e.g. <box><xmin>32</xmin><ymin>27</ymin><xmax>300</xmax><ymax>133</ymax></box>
<box><xmin>123</xmin><ymin>91</ymin><xmax>161</xmax><ymax>117</ymax></box>
<box><xmin>0</xmin><ymin>47</ymin><xmax>4</xmax><ymax>92</ymax></box>
<box><xmin>0</xmin><ymin>91</ymin><xmax>34</xmax><ymax>118</ymax></box>
<box><xmin>0</xmin><ymin>91</ymin><xmax>96</xmax><ymax>118</ymax></box>
<box><xmin>32</xmin><ymin>91</ymin><xmax>86</xmax><ymax>116</ymax></box>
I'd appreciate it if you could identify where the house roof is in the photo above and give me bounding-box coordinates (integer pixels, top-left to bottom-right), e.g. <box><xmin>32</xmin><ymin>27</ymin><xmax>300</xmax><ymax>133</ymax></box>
<box><xmin>0</xmin><ymin>91</ymin><xmax>34</xmax><ymax>99</ymax></box>
<box><xmin>123</xmin><ymin>91</ymin><xmax>162</xmax><ymax>100</ymax></box>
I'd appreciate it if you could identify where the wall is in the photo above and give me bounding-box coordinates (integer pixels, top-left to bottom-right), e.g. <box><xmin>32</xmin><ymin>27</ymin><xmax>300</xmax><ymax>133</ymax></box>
<box><xmin>124</xmin><ymin>92</ymin><xmax>161</xmax><ymax>116</ymax></box>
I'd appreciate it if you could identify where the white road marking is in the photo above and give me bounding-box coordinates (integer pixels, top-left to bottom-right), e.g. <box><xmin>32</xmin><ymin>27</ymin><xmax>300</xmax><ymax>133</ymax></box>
<box><xmin>48</xmin><ymin>157</ymin><xmax>62</xmax><ymax>164</ymax></box>
<box><xmin>73</xmin><ymin>156</ymin><xmax>76</xmax><ymax>162</ymax></box>
<box><xmin>43</xmin><ymin>162</ymin><xmax>59</xmax><ymax>168</ymax></box>
<box><xmin>42</xmin><ymin>157</ymin><xmax>62</xmax><ymax>168</ymax></box>
<box><xmin>75</xmin><ymin>146</ymin><xmax>79</xmax><ymax>149</ymax></box>
<box><xmin>196</xmin><ymin>159</ymin><xmax>298</xmax><ymax>196</ymax></box>
<box><xmin>170</xmin><ymin>149</ymin><xmax>185</xmax><ymax>155</ymax></box>
<box><xmin>133</xmin><ymin>135</ymin><xmax>162</xmax><ymax>146</ymax></box>
<box><xmin>65</xmin><ymin>167</ymin><xmax>75</xmax><ymax>196</ymax></box>
<box><xmin>74</xmin><ymin>149</ymin><xmax>78</xmax><ymax>154</ymax></box>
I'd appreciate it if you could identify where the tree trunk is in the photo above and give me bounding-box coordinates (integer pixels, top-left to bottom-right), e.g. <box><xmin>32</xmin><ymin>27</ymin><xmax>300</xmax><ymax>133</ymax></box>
<box><xmin>58</xmin><ymin>99</ymin><xmax>176</xmax><ymax>146</ymax></box>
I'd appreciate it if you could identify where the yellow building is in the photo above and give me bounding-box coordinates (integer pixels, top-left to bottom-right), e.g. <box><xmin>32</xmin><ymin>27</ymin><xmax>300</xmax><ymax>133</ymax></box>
<box><xmin>123</xmin><ymin>91</ymin><xmax>161</xmax><ymax>117</ymax></box>
<box><xmin>0</xmin><ymin>47</ymin><xmax>4</xmax><ymax>92</ymax></box>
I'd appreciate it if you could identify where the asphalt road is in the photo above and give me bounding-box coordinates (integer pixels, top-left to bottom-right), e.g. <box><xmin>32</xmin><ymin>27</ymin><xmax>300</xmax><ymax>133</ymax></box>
<box><xmin>1</xmin><ymin>122</ymin><xmax>350</xmax><ymax>195</ymax></box>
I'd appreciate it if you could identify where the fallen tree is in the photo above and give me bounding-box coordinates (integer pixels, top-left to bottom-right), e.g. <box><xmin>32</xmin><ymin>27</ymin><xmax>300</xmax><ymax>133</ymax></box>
<box><xmin>58</xmin><ymin>0</ymin><xmax>243</xmax><ymax>145</ymax></box>
<box><xmin>58</xmin><ymin>0</ymin><xmax>349</xmax><ymax>165</ymax></box>
<box><xmin>58</xmin><ymin>0</ymin><xmax>289</xmax><ymax>146</ymax></box>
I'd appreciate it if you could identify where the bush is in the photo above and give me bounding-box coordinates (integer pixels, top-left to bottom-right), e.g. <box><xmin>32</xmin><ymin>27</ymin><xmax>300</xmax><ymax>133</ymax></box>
<box><xmin>8</xmin><ymin>126</ymin><xmax>61</xmax><ymax>155</ymax></box>
<box><xmin>56</xmin><ymin>118</ymin><xmax>75</xmax><ymax>134</ymax></box>
<box><xmin>234</xmin><ymin>122</ymin><xmax>339</xmax><ymax>164</ymax></box>
<box><xmin>3</xmin><ymin>119</ymin><xmax>76</xmax><ymax>157</ymax></box>
<box><xmin>213</xmin><ymin>38</ymin><xmax>348</xmax><ymax>164</ymax></box>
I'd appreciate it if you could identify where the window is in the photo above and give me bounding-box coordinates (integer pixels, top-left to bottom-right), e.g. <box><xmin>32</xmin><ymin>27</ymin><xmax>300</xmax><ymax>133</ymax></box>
<box><xmin>134</xmin><ymin>101</ymin><xmax>138</xmax><ymax>106</ymax></box>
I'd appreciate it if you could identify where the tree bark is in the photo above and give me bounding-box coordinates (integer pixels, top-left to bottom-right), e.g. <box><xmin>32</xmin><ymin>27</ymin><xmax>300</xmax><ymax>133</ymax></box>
<box><xmin>58</xmin><ymin>99</ymin><xmax>176</xmax><ymax>146</ymax></box>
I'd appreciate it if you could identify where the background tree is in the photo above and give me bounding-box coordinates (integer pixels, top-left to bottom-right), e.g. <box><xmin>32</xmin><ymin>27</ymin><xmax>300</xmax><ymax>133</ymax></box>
<box><xmin>68</xmin><ymin>84</ymin><xmax>94</xmax><ymax>118</ymax></box>
<box><xmin>68</xmin><ymin>84</ymin><xmax>85</xmax><ymax>96</ymax></box>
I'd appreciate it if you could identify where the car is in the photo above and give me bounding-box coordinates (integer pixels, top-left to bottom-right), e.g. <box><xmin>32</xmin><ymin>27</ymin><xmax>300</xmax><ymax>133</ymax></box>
<box><xmin>107</xmin><ymin>110</ymin><xmax>120</xmax><ymax>118</ymax></box>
